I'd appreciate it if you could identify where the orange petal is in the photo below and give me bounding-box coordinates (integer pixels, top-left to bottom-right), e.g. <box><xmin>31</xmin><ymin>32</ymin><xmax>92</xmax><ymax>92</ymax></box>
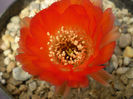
<box><xmin>90</xmin><ymin>0</ymin><xmax>102</xmax><ymax>8</ymax></box>
<box><xmin>91</xmin><ymin>42</ymin><xmax>115</xmax><ymax>66</ymax></box>
<box><xmin>93</xmin><ymin>8</ymin><xmax>115</xmax><ymax>47</ymax></box>
<box><xmin>20</xmin><ymin>17</ymin><xmax>31</xmax><ymax>28</ymax></box>
<box><xmin>68</xmin><ymin>76</ymin><xmax>89</xmax><ymax>88</ymax></box>
<box><xmin>100</xmin><ymin>26</ymin><xmax>120</xmax><ymax>48</ymax></box>
<box><xmin>55</xmin><ymin>83</ymin><xmax>70</xmax><ymax>97</ymax></box>
<box><xmin>60</xmin><ymin>5</ymin><xmax>89</xmax><ymax>32</ymax></box>
<box><xmin>89</xmin><ymin>69</ymin><xmax>112</xmax><ymax>86</ymax></box>
<box><xmin>101</xmin><ymin>8</ymin><xmax>115</xmax><ymax>35</ymax></box>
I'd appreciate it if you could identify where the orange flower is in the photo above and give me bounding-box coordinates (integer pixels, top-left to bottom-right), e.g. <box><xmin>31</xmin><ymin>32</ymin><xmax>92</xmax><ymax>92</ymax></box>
<box><xmin>16</xmin><ymin>0</ymin><xmax>120</xmax><ymax>96</ymax></box>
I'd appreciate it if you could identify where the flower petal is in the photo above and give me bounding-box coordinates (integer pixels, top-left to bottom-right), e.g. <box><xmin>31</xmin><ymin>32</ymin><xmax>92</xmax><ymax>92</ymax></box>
<box><xmin>60</xmin><ymin>5</ymin><xmax>89</xmax><ymax>32</ymax></box>
<box><xmin>101</xmin><ymin>8</ymin><xmax>115</xmax><ymax>35</ymax></box>
<box><xmin>93</xmin><ymin>8</ymin><xmax>115</xmax><ymax>49</ymax></box>
<box><xmin>20</xmin><ymin>17</ymin><xmax>31</xmax><ymax>28</ymax></box>
<box><xmin>91</xmin><ymin>42</ymin><xmax>115</xmax><ymax>66</ymax></box>
<box><xmin>89</xmin><ymin>69</ymin><xmax>112</xmax><ymax>86</ymax></box>
<box><xmin>100</xmin><ymin>26</ymin><xmax>120</xmax><ymax>48</ymax></box>
<box><xmin>68</xmin><ymin>76</ymin><xmax>89</xmax><ymax>88</ymax></box>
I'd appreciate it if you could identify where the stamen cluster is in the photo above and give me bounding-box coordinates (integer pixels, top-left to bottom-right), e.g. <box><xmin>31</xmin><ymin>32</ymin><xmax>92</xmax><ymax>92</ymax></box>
<box><xmin>47</xmin><ymin>26</ymin><xmax>93</xmax><ymax>66</ymax></box>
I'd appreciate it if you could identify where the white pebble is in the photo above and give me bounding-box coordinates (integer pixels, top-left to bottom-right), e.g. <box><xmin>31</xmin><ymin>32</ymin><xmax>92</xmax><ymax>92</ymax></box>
<box><xmin>11</xmin><ymin>43</ymin><xmax>19</xmax><ymax>51</ymax></box>
<box><xmin>11</xmin><ymin>16</ymin><xmax>20</xmax><ymax>24</ymax></box>
<box><xmin>4</xmin><ymin>57</ymin><xmax>11</xmax><ymax>65</ymax></box>
<box><xmin>13</xmin><ymin>67</ymin><xmax>31</xmax><ymax>81</ymax></box>
<box><xmin>124</xmin><ymin>57</ymin><xmax>131</xmax><ymax>66</ymax></box>
<box><xmin>14</xmin><ymin>36</ymin><xmax>20</xmax><ymax>43</ymax></box>
<box><xmin>3</xmin><ymin>49</ymin><xmax>11</xmax><ymax>56</ymax></box>
<box><xmin>0</xmin><ymin>42</ymin><xmax>10</xmax><ymax>50</ymax></box>
<box><xmin>0</xmin><ymin>72</ymin><xmax>3</xmax><ymax>76</ymax></box>
<box><xmin>1</xmin><ymin>79</ymin><xmax>6</xmax><ymax>84</ymax></box>
<box><xmin>116</xmin><ymin>67</ymin><xmax>129</xmax><ymax>75</ymax></box>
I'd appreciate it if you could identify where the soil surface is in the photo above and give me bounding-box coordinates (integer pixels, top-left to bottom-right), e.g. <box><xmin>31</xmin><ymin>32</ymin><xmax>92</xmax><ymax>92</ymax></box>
<box><xmin>0</xmin><ymin>0</ymin><xmax>133</xmax><ymax>99</ymax></box>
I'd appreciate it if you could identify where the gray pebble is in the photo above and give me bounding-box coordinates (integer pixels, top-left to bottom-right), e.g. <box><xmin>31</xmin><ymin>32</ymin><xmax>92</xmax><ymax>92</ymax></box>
<box><xmin>29</xmin><ymin>81</ymin><xmax>37</xmax><ymax>92</ymax></box>
<box><xmin>129</xmin><ymin>62</ymin><xmax>133</xmax><ymax>67</ymax></box>
<box><xmin>12</xmin><ymin>67</ymin><xmax>31</xmax><ymax>81</ymax></box>
<box><xmin>119</xmin><ymin>34</ymin><xmax>131</xmax><ymax>48</ymax></box>
<box><xmin>124</xmin><ymin>57</ymin><xmax>131</xmax><ymax>66</ymax></box>
<box><xmin>114</xmin><ymin>46</ymin><xmax>122</xmax><ymax>56</ymax></box>
<box><xmin>115</xmin><ymin>19</ymin><xmax>121</xmax><ymax>26</ymax></box>
<box><xmin>120</xmin><ymin>75</ymin><xmax>128</xmax><ymax>85</ymax></box>
<box><xmin>105</xmin><ymin>62</ymin><xmax>115</xmax><ymax>73</ymax></box>
<box><xmin>116</xmin><ymin>67</ymin><xmax>129</xmax><ymax>75</ymax></box>
<box><xmin>113</xmin><ymin>79</ymin><xmax>125</xmax><ymax>91</ymax></box>
<box><xmin>111</xmin><ymin>54</ymin><xmax>118</xmax><ymax>69</ymax></box>
<box><xmin>125</xmin><ymin>68</ymin><xmax>133</xmax><ymax>79</ymax></box>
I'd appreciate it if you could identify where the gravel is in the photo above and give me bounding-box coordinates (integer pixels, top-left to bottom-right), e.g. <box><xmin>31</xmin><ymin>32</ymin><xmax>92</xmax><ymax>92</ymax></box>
<box><xmin>0</xmin><ymin>0</ymin><xmax>133</xmax><ymax>98</ymax></box>
<box><xmin>119</xmin><ymin>34</ymin><xmax>131</xmax><ymax>48</ymax></box>
<box><xmin>123</xmin><ymin>46</ymin><xmax>133</xmax><ymax>58</ymax></box>
<box><xmin>12</xmin><ymin>67</ymin><xmax>31</xmax><ymax>81</ymax></box>
<box><xmin>125</xmin><ymin>68</ymin><xmax>133</xmax><ymax>79</ymax></box>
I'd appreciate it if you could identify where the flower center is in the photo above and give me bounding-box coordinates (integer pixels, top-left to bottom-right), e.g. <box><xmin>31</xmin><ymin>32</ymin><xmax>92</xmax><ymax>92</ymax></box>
<box><xmin>47</xmin><ymin>26</ymin><xmax>93</xmax><ymax>67</ymax></box>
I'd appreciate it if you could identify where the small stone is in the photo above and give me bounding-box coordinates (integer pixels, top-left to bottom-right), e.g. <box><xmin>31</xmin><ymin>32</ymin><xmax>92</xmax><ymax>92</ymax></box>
<box><xmin>50</xmin><ymin>86</ymin><xmax>55</xmax><ymax>92</ymax></box>
<box><xmin>2</xmin><ymin>73</ymin><xmax>9</xmax><ymax>79</ymax></box>
<box><xmin>40</xmin><ymin>1</ymin><xmax>49</xmax><ymax>10</ymax></box>
<box><xmin>7</xmin><ymin>61</ymin><xmax>16</xmax><ymax>73</ymax></box>
<box><xmin>0</xmin><ymin>72</ymin><xmax>3</xmax><ymax>76</ymax></box>
<box><xmin>19</xmin><ymin>85</ymin><xmax>27</xmax><ymax>91</ymax></box>
<box><xmin>118</xmin><ymin>58</ymin><xmax>123</xmax><ymax>67</ymax></box>
<box><xmin>11</xmin><ymin>43</ymin><xmax>19</xmax><ymax>51</ymax></box>
<box><xmin>0</xmin><ymin>66</ymin><xmax>6</xmax><ymax>72</ymax></box>
<box><xmin>3</xmin><ymin>49</ymin><xmax>11</xmax><ymax>56</ymax></box>
<box><xmin>114</xmin><ymin>46</ymin><xmax>122</xmax><ymax>56</ymax></box>
<box><xmin>10</xmin><ymin>32</ymin><xmax>17</xmax><ymax>37</ymax></box>
<box><xmin>8</xmin><ymin>54</ymin><xmax>15</xmax><ymax>60</ymax></box>
<box><xmin>48</xmin><ymin>91</ymin><xmax>54</xmax><ymax>98</ymax></box>
<box><xmin>30</xmin><ymin>2</ymin><xmax>40</xmax><ymax>10</ymax></box>
<box><xmin>129</xmin><ymin>62</ymin><xmax>133</xmax><ymax>67</ymax></box>
<box><xmin>19</xmin><ymin>8</ymin><xmax>30</xmax><ymax>19</ymax></box>
<box><xmin>14</xmin><ymin>36</ymin><xmax>20</xmax><ymax>43</ymax></box>
<box><xmin>105</xmin><ymin>62</ymin><xmax>115</xmax><ymax>73</ymax></box>
<box><xmin>19</xmin><ymin>92</ymin><xmax>30</xmax><ymax>99</ymax></box>
<box><xmin>8</xmin><ymin>77</ymin><xmax>22</xmax><ymax>86</ymax></box>
<box><xmin>12</xmin><ymin>89</ymin><xmax>21</xmax><ymax>95</ymax></box>
<box><xmin>111</xmin><ymin>54</ymin><xmax>118</xmax><ymax>69</ymax></box>
<box><xmin>115</xmin><ymin>19</ymin><xmax>121</xmax><ymax>26</ymax></box>
<box><xmin>119</xmin><ymin>34</ymin><xmax>131</xmax><ymax>48</ymax></box>
<box><xmin>1</xmin><ymin>79</ymin><xmax>6</xmax><ymax>84</ymax></box>
<box><xmin>124</xmin><ymin>57</ymin><xmax>131</xmax><ymax>66</ymax></box>
<box><xmin>125</xmin><ymin>68</ymin><xmax>133</xmax><ymax>79</ymax></box>
<box><xmin>7</xmin><ymin>23</ymin><xmax>15</xmax><ymax>31</ymax></box>
<box><xmin>2</xmin><ymin>34</ymin><xmax>14</xmax><ymax>43</ymax></box>
<box><xmin>123</xmin><ymin>46</ymin><xmax>133</xmax><ymax>58</ymax></box>
<box><xmin>120</xmin><ymin>75</ymin><xmax>128</xmax><ymax>85</ymax></box>
<box><xmin>29</xmin><ymin>81</ymin><xmax>37</xmax><ymax>91</ymax></box>
<box><xmin>12</xmin><ymin>67</ymin><xmax>31</xmax><ymax>81</ymax></box>
<box><xmin>29</xmin><ymin>10</ymin><xmax>37</xmax><ymax>17</ymax></box>
<box><xmin>31</xmin><ymin>95</ymin><xmax>40</xmax><ymax>99</ymax></box>
<box><xmin>116</xmin><ymin>67</ymin><xmax>129</xmax><ymax>75</ymax></box>
<box><xmin>4</xmin><ymin>57</ymin><xmax>10</xmax><ymax>65</ymax></box>
<box><xmin>0</xmin><ymin>42</ymin><xmax>10</xmax><ymax>50</ymax></box>
<box><xmin>113</xmin><ymin>79</ymin><xmax>125</xmax><ymax>91</ymax></box>
<box><xmin>128</xmin><ymin>27</ymin><xmax>133</xmax><ymax>34</ymax></box>
<box><xmin>6</xmin><ymin>84</ymin><xmax>16</xmax><ymax>92</ymax></box>
<box><xmin>11</xmin><ymin>16</ymin><xmax>20</xmax><ymax>24</ymax></box>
